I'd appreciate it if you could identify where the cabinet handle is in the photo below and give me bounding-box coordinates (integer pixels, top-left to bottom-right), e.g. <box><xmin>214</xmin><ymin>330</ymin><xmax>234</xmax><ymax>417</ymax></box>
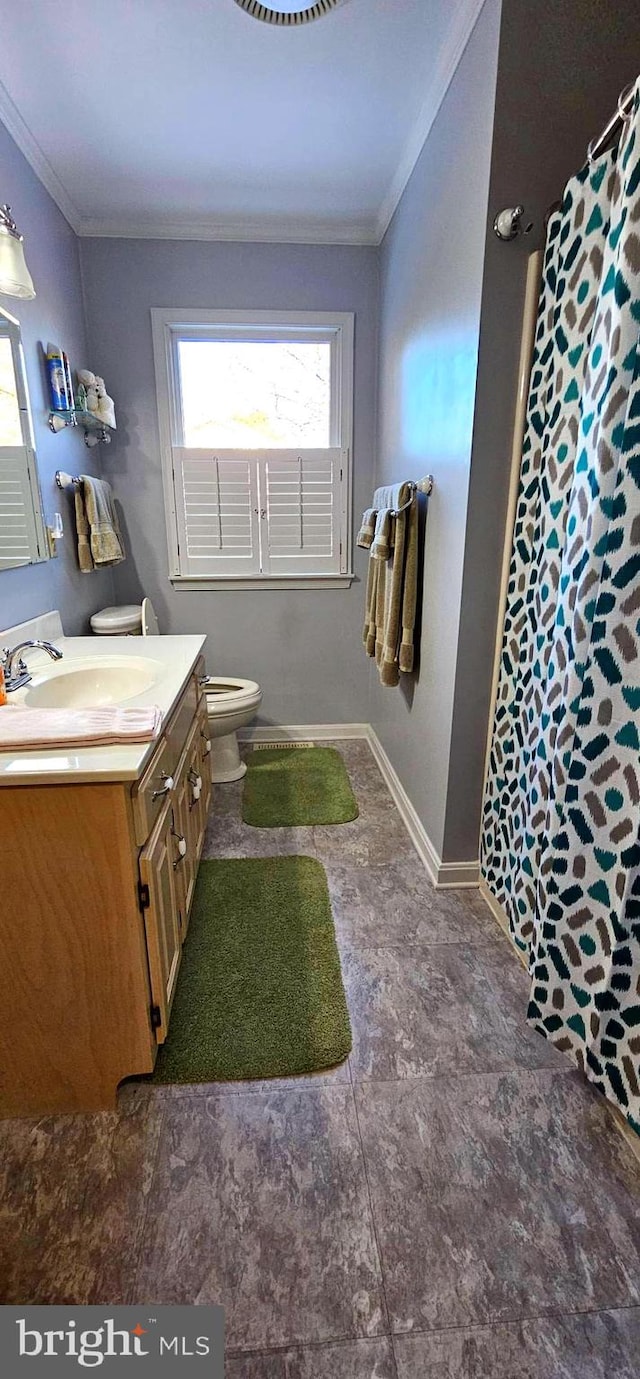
<box><xmin>171</xmin><ymin>827</ymin><xmax>187</xmax><ymax>868</ymax></box>
<box><xmin>188</xmin><ymin>768</ymin><xmax>203</xmax><ymax>803</ymax></box>
<box><xmin>152</xmin><ymin>772</ymin><xmax>174</xmax><ymax>801</ymax></box>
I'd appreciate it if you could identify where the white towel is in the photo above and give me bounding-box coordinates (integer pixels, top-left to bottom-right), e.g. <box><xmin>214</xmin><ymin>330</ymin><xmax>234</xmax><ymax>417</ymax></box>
<box><xmin>0</xmin><ymin>704</ymin><xmax>163</xmax><ymax>750</ymax></box>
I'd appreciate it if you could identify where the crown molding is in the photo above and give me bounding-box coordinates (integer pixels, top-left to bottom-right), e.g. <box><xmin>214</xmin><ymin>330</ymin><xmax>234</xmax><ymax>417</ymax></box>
<box><xmin>375</xmin><ymin>0</ymin><xmax>488</xmax><ymax>243</ymax></box>
<box><xmin>76</xmin><ymin>214</ymin><xmax>379</xmax><ymax>245</ymax></box>
<box><xmin>0</xmin><ymin>78</ymin><xmax>82</xmax><ymax>232</ymax></box>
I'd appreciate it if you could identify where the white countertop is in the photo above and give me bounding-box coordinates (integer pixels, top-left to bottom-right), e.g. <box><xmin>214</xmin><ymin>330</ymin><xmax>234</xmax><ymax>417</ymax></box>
<box><xmin>0</xmin><ymin>634</ymin><xmax>206</xmax><ymax>786</ymax></box>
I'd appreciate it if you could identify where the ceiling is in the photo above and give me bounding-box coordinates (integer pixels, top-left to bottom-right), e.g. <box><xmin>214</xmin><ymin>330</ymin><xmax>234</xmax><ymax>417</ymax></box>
<box><xmin>0</xmin><ymin>0</ymin><xmax>483</xmax><ymax>244</ymax></box>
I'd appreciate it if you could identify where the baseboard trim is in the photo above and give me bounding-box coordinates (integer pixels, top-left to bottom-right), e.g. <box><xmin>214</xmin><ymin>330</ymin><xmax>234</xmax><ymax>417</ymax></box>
<box><xmin>478</xmin><ymin>879</ymin><xmax>521</xmax><ymax>957</ymax></box>
<box><xmin>237</xmin><ymin>721</ymin><xmax>480</xmax><ymax>889</ymax></box>
<box><xmin>365</xmin><ymin>727</ymin><xmax>479</xmax><ymax>889</ymax></box>
<box><xmin>238</xmin><ymin>723</ymin><xmax>370</xmax><ymax>742</ymax></box>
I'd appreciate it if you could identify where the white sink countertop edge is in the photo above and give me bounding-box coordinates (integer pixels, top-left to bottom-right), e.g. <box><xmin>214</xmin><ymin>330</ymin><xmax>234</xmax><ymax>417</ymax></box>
<box><xmin>0</xmin><ymin>634</ymin><xmax>206</xmax><ymax>786</ymax></box>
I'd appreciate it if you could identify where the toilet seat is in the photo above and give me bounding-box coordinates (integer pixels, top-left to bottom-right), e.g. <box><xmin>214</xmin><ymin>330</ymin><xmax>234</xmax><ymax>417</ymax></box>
<box><xmin>90</xmin><ymin>604</ymin><xmax>143</xmax><ymax>635</ymax></box>
<box><xmin>205</xmin><ymin>677</ymin><xmax>261</xmax><ymax>715</ymax></box>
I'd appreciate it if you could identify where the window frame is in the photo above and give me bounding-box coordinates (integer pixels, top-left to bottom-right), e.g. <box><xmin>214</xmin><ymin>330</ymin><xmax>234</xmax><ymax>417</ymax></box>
<box><xmin>151</xmin><ymin>308</ymin><xmax>354</xmax><ymax>590</ymax></box>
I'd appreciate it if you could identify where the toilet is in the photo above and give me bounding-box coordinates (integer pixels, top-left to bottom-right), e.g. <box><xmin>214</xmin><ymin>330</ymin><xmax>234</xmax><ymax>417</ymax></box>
<box><xmin>204</xmin><ymin>677</ymin><xmax>262</xmax><ymax>782</ymax></box>
<box><xmin>90</xmin><ymin>600</ymin><xmax>262</xmax><ymax>783</ymax></box>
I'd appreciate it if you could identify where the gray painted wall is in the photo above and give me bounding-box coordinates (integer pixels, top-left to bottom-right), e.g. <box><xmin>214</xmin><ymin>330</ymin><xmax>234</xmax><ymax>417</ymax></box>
<box><xmin>79</xmin><ymin>239</ymin><xmax>378</xmax><ymax>724</ymax></box>
<box><xmin>443</xmin><ymin>0</ymin><xmax>640</xmax><ymax>862</ymax></box>
<box><xmin>368</xmin><ymin>0</ymin><xmax>501</xmax><ymax>861</ymax></box>
<box><xmin>0</xmin><ymin>120</ymin><xmax>114</xmax><ymax>635</ymax></box>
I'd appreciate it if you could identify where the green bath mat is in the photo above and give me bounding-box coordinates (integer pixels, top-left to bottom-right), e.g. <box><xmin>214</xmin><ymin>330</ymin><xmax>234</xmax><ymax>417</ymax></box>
<box><xmin>152</xmin><ymin>855</ymin><xmax>352</xmax><ymax>1084</ymax></box>
<box><xmin>242</xmin><ymin>746</ymin><xmax>359</xmax><ymax>828</ymax></box>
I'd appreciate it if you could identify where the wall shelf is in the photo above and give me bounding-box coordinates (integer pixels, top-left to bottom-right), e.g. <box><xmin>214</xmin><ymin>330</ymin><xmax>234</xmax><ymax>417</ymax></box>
<box><xmin>48</xmin><ymin>407</ymin><xmax>114</xmax><ymax>445</ymax></box>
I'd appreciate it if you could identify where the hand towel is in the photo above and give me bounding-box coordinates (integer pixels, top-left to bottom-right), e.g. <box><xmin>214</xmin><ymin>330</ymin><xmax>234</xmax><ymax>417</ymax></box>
<box><xmin>0</xmin><ymin>704</ymin><xmax>162</xmax><ymax>750</ymax></box>
<box><xmin>370</xmin><ymin>508</ymin><xmax>394</xmax><ymax>561</ymax></box>
<box><xmin>80</xmin><ymin>475</ymin><xmax>125</xmax><ymax>567</ymax></box>
<box><xmin>74</xmin><ymin>489</ymin><xmax>94</xmax><ymax>572</ymax></box>
<box><xmin>357</xmin><ymin>507</ymin><xmax>377</xmax><ymax>549</ymax></box>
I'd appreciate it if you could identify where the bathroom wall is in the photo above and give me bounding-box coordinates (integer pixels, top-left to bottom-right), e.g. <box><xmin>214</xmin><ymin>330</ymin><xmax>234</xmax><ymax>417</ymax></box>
<box><xmin>368</xmin><ymin>0</ymin><xmax>501</xmax><ymax>862</ymax></box>
<box><xmin>79</xmin><ymin>239</ymin><xmax>378</xmax><ymax>724</ymax></box>
<box><xmin>443</xmin><ymin>0</ymin><xmax>639</xmax><ymax>862</ymax></box>
<box><xmin>369</xmin><ymin>0</ymin><xmax>639</xmax><ymax>868</ymax></box>
<box><xmin>0</xmin><ymin>121</ymin><xmax>114</xmax><ymax>635</ymax></box>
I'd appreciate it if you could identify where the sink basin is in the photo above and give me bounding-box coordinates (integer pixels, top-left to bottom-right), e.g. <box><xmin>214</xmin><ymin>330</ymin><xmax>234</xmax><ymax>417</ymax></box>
<box><xmin>23</xmin><ymin>656</ymin><xmax>162</xmax><ymax>709</ymax></box>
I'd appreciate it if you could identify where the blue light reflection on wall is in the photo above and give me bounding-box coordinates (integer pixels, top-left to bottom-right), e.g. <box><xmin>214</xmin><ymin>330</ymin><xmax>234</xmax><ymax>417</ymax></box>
<box><xmin>401</xmin><ymin>328</ymin><xmax>480</xmax><ymax>462</ymax></box>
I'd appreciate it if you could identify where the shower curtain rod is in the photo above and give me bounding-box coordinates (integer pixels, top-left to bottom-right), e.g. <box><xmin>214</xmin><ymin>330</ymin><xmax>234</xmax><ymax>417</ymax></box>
<box><xmin>587</xmin><ymin>82</ymin><xmax>635</xmax><ymax>164</ymax></box>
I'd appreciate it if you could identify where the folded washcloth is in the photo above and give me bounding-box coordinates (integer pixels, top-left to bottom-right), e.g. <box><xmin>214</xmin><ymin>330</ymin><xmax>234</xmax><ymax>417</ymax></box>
<box><xmin>371</xmin><ymin>509</ymin><xmax>394</xmax><ymax>560</ymax></box>
<box><xmin>0</xmin><ymin>704</ymin><xmax>163</xmax><ymax>751</ymax></box>
<box><xmin>357</xmin><ymin>507</ymin><xmax>378</xmax><ymax>548</ymax></box>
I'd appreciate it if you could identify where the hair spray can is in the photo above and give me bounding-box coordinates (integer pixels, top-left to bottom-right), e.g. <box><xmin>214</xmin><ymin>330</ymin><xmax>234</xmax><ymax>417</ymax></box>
<box><xmin>45</xmin><ymin>343</ymin><xmax>68</xmax><ymax>411</ymax></box>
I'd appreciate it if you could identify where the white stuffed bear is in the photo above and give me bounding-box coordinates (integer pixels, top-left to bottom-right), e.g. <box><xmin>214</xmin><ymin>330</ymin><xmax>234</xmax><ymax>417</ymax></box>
<box><xmin>95</xmin><ymin>375</ymin><xmax>116</xmax><ymax>430</ymax></box>
<box><xmin>77</xmin><ymin>368</ymin><xmax>99</xmax><ymax>415</ymax></box>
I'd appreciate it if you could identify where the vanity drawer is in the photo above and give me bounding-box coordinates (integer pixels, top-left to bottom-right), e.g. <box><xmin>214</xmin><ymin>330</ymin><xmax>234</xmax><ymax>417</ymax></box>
<box><xmin>165</xmin><ymin>677</ymin><xmax>199</xmax><ymax>763</ymax></box>
<box><xmin>132</xmin><ymin>734</ymin><xmax>176</xmax><ymax>845</ymax></box>
<box><xmin>194</xmin><ymin>655</ymin><xmax>207</xmax><ymax>701</ymax></box>
<box><xmin>132</xmin><ymin>675</ymin><xmax>201</xmax><ymax>845</ymax></box>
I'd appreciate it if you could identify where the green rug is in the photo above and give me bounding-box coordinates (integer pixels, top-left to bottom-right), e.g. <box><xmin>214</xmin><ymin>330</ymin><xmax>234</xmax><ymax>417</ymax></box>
<box><xmin>242</xmin><ymin>746</ymin><xmax>359</xmax><ymax>828</ymax></box>
<box><xmin>152</xmin><ymin>855</ymin><xmax>352</xmax><ymax>1084</ymax></box>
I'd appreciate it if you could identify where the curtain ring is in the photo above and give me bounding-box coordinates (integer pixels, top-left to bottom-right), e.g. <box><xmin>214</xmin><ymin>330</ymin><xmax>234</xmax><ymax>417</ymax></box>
<box><xmin>618</xmin><ymin>82</ymin><xmax>635</xmax><ymax>123</ymax></box>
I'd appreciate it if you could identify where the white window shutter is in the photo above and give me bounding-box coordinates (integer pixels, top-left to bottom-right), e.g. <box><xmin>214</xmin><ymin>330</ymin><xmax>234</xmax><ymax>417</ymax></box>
<box><xmin>259</xmin><ymin>449</ymin><xmax>344</xmax><ymax>576</ymax></box>
<box><xmin>0</xmin><ymin>449</ymin><xmax>42</xmax><ymax>569</ymax></box>
<box><xmin>173</xmin><ymin>450</ymin><xmax>261</xmax><ymax>577</ymax></box>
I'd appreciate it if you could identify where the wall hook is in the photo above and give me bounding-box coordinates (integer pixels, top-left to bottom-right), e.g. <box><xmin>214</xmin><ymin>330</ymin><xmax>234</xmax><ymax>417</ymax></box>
<box><xmin>493</xmin><ymin>206</ymin><xmax>532</xmax><ymax>241</ymax></box>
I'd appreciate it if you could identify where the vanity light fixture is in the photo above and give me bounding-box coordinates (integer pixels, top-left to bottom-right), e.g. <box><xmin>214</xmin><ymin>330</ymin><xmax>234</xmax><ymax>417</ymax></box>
<box><xmin>233</xmin><ymin>0</ymin><xmax>342</xmax><ymax>25</ymax></box>
<box><xmin>0</xmin><ymin>204</ymin><xmax>36</xmax><ymax>299</ymax></box>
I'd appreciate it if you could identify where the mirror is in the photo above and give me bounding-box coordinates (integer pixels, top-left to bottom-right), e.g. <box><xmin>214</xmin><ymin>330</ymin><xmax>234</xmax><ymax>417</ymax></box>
<box><xmin>0</xmin><ymin>306</ymin><xmax>48</xmax><ymax>570</ymax></box>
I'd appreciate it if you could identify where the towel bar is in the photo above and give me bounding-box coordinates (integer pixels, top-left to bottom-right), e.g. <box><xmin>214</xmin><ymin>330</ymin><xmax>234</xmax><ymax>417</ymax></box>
<box><xmin>391</xmin><ymin>475</ymin><xmax>433</xmax><ymax>516</ymax></box>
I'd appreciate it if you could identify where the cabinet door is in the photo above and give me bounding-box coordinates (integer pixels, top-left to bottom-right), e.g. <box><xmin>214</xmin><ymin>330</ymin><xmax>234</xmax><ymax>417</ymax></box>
<box><xmin>172</xmin><ymin>766</ymin><xmax>197</xmax><ymax>936</ymax></box>
<box><xmin>199</xmin><ymin>714</ymin><xmax>213</xmax><ymax>820</ymax></box>
<box><xmin>188</xmin><ymin>727</ymin><xmax>209</xmax><ymax>859</ymax></box>
<box><xmin>198</xmin><ymin>710</ymin><xmax>213</xmax><ymax>827</ymax></box>
<box><xmin>139</xmin><ymin>805</ymin><xmax>182</xmax><ymax>1042</ymax></box>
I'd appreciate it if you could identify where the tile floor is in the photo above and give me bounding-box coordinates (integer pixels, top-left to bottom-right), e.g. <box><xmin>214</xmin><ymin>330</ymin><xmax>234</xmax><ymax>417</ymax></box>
<box><xmin>2</xmin><ymin>739</ymin><xmax>640</xmax><ymax>1377</ymax></box>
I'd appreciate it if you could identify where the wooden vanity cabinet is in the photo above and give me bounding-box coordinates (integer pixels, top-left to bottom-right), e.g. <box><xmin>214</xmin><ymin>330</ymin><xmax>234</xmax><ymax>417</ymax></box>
<box><xmin>0</xmin><ymin>656</ymin><xmax>212</xmax><ymax>1116</ymax></box>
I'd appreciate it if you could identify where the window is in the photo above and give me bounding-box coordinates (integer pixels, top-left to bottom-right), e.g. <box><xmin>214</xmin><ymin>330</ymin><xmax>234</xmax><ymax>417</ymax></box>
<box><xmin>151</xmin><ymin>309</ymin><xmax>354</xmax><ymax>589</ymax></box>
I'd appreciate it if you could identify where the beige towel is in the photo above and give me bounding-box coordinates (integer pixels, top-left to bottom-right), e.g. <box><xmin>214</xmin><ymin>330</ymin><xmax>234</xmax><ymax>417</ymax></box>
<box><xmin>74</xmin><ymin>489</ymin><xmax>94</xmax><ymax>572</ymax></box>
<box><xmin>78</xmin><ymin>475</ymin><xmax>125</xmax><ymax>568</ymax></box>
<box><xmin>363</xmin><ymin>481</ymin><xmax>419</xmax><ymax>687</ymax></box>
<box><xmin>357</xmin><ymin>507</ymin><xmax>377</xmax><ymax>549</ymax></box>
<box><xmin>0</xmin><ymin>704</ymin><xmax>162</xmax><ymax>750</ymax></box>
<box><xmin>370</xmin><ymin>509</ymin><xmax>394</xmax><ymax>561</ymax></box>
<box><xmin>363</xmin><ymin>547</ymin><xmax>379</xmax><ymax>654</ymax></box>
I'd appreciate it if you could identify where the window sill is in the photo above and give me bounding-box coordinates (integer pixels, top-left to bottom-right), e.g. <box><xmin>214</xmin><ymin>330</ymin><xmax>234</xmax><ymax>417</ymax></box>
<box><xmin>170</xmin><ymin>573</ymin><xmax>355</xmax><ymax>592</ymax></box>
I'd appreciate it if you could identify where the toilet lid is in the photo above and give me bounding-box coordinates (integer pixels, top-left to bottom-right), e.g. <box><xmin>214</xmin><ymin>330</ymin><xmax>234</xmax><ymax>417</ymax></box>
<box><xmin>141</xmin><ymin>597</ymin><xmax>159</xmax><ymax>636</ymax></box>
<box><xmin>90</xmin><ymin>604</ymin><xmax>142</xmax><ymax>634</ymax></box>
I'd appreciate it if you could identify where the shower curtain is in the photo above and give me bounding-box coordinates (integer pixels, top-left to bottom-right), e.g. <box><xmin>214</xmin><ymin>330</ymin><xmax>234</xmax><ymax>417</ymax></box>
<box><xmin>482</xmin><ymin>78</ymin><xmax>640</xmax><ymax>1131</ymax></box>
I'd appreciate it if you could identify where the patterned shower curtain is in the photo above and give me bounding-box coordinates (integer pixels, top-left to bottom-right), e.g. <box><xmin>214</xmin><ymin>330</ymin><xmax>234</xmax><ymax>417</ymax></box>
<box><xmin>482</xmin><ymin>78</ymin><xmax>640</xmax><ymax>1131</ymax></box>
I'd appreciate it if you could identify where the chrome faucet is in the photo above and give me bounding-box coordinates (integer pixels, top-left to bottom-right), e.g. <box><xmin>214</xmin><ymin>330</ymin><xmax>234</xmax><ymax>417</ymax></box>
<box><xmin>1</xmin><ymin>640</ymin><xmax>64</xmax><ymax>693</ymax></box>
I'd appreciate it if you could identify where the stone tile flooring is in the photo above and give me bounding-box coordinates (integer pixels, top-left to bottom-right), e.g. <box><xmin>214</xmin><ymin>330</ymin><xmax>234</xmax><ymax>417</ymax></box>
<box><xmin>2</xmin><ymin>739</ymin><xmax>640</xmax><ymax>1377</ymax></box>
